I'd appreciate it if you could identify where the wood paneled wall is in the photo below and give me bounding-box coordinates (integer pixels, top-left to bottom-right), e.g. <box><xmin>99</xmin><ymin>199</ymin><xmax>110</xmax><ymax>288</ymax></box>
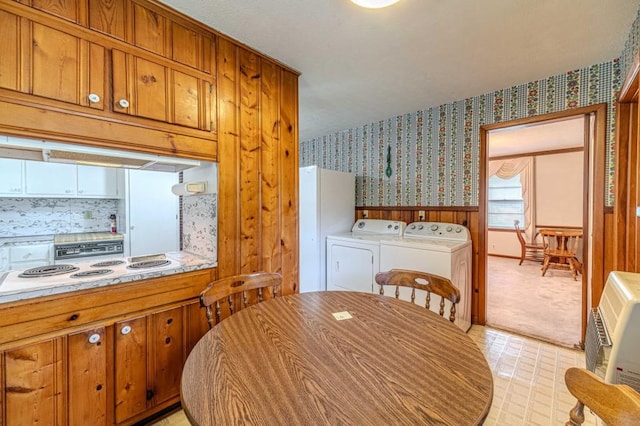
<box><xmin>217</xmin><ymin>38</ymin><xmax>299</xmax><ymax>295</ymax></box>
<box><xmin>614</xmin><ymin>51</ymin><xmax>640</xmax><ymax>273</ymax></box>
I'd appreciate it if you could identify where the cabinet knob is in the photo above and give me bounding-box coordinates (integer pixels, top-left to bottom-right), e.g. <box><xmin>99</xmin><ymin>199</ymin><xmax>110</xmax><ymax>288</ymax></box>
<box><xmin>88</xmin><ymin>333</ymin><xmax>101</xmax><ymax>344</ymax></box>
<box><xmin>117</xmin><ymin>99</ymin><xmax>130</xmax><ymax>108</ymax></box>
<box><xmin>88</xmin><ymin>93</ymin><xmax>101</xmax><ymax>103</ymax></box>
<box><xmin>121</xmin><ymin>325</ymin><xmax>132</xmax><ymax>335</ymax></box>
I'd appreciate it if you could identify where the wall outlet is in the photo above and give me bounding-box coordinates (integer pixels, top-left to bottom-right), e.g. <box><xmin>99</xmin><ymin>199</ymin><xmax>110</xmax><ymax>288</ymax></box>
<box><xmin>84</xmin><ymin>211</ymin><xmax>93</xmax><ymax>219</ymax></box>
<box><xmin>362</xmin><ymin>210</ymin><xmax>368</xmax><ymax>218</ymax></box>
<box><xmin>418</xmin><ymin>210</ymin><xmax>425</xmax><ymax>220</ymax></box>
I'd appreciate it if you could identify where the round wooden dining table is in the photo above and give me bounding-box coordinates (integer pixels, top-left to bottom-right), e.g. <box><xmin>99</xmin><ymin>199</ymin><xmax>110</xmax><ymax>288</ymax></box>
<box><xmin>181</xmin><ymin>291</ymin><xmax>493</xmax><ymax>425</ymax></box>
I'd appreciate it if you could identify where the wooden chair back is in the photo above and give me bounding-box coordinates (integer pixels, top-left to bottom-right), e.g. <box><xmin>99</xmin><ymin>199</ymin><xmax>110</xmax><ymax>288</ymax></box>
<box><xmin>375</xmin><ymin>269</ymin><xmax>460</xmax><ymax>322</ymax></box>
<box><xmin>564</xmin><ymin>367</ymin><xmax>640</xmax><ymax>425</ymax></box>
<box><xmin>540</xmin><ymin>229</ymin><xmax>583</xmax><ymax>280</ymax></box>
<box><xmin>200</xmin><ymin>272</ymin><xmax>282</xmax><ymax>328</ymax></box>
<box><xmin>514</xmin><ymin>219</ymin><xmax>545</xmax><ymax>265</ymax></box>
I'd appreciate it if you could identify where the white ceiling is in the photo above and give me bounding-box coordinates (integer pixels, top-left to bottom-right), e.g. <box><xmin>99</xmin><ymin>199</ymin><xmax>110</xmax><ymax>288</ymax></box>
<box><xmin>161</xmin><ymin>0</ymin><xmax>639</xmax><ymax>141</ymax></box>
<box><xmin>488</xmin><ymin>117</ymin><xmax>585</xmax><ymax>158</ymax></box>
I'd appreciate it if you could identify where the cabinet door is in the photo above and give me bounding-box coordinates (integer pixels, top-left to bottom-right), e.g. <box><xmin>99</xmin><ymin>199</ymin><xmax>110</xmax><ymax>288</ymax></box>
<box><xmin>0</xmin><ymin>158</ymin><xmax>24</xmax><ymax>195</ymax></box>
<box><xmin>114</xmin><ymin>316</ymin><xmax>148</xmax><ymax>424</ymax></box>
<box><xmin>77</xmin><ymin>165</ymin><xmax>118</xmax><ymax>197</ymax></box>
<box><xmin>0</xmin><ymin>12</ymin><xmax>105</xmax><ymax>110</ymax></box>
<box><xmin>25</xmin><ymin>161</ymin><xmax>77</xmax><ymax>196</ymax></box>
<box><xmin>112</xmin><ymin>50</ymin><xmax>213</xmax><ymax>131</ymax></box>
<box><xmin>3</xmin><ymin>339</ymin><xmax>64</xmax><ymax>426</ymax></box>
<box><xmin>31</xmin><ymin>22</ymin><xmax>105</xmax><ymax>110</ymax></box>
<box><xmin>150</xmin><ymin>306</ymin><xmax>183</xmax><ymax>405</ymax></box>
<box><xmin>68</xmin><ymin>327</ymin><xmax>108</xmax><ymax>425</ymax></box>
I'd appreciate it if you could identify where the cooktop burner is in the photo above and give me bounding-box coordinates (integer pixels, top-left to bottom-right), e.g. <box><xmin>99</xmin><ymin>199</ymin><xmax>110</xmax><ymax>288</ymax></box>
<box><xmin>19</xmin><ymin>264</ymin><xmax>80</xmax><ymax>278</ymax></box>
<box><xmin>91</xmin><ymin>260</ymin><xmax>126</xmax><ymax>268</ymax></box>
<box><xmin>127</xmin><ymin>259</ymin><xmax>171</xmax><ymax>269</ymax></box>
<box><xmin>70</xmin><ymin>269</ymin><xmax>113</xmax><ymax>278</ymax></box>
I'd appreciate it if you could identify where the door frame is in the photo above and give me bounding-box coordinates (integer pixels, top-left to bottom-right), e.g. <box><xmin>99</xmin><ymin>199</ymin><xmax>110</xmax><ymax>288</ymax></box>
<box><xmin>477</xmin><ymin>103</ymin><xmax>607</xmax><ymax>342</ymax></box>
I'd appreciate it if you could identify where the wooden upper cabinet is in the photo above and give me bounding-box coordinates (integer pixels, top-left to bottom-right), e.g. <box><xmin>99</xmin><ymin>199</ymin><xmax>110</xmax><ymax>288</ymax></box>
<box><xmin>0</xmin><ymin>10</ymin><xmax>106</xmax><ymax>110</ymax></box>
<box><xmin>31</xmin><ymin>22</ymin><xmax>105</xmax><ymax>110</ymax></box>
<box><xmin>88</xmin><ymin>0</ymin><xmax>127</xmax><ymax>40</ymax></box>
<box><xmin>112</xmin><ymin>49</ymin><xmax>214</xmax><ymax>131</ymax></box>
<box><xmin>31</xmin><ymin>0</ymin><xmax>80</xmax><ymax>23</ymax></box>
<box><xmin>132</xmin><ymin>2</ymin><xmax>168</xmax><ymax>56</ymax></box>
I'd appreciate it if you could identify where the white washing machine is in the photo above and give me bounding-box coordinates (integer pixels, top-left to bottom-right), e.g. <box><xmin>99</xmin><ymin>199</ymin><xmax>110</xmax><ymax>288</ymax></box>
<box><xmin>326</xmin><ymin>219</ymin><xmax>406</xmax><ymax>293</ymax></box>
<box><xmin>379</xmin><ymin>222</ymin><xmax>472</xmax><ymax>332</ymax></box>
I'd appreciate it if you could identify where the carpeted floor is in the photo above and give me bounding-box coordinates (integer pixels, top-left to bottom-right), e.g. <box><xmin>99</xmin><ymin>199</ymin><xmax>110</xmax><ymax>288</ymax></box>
<box><xmin>486</xmin><ymin>255</ymin><xmax>582</xmax><ymax>348</ymax></box>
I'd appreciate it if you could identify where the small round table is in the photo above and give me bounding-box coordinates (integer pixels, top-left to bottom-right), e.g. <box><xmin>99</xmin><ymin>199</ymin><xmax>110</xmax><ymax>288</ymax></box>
<box><xmin>181</xmin><ymin>291</ymin><xmax>493</xmax><ymax>425</ymax></box>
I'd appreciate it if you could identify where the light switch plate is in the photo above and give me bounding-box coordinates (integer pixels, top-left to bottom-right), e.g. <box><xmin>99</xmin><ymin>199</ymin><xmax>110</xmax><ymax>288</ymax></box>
<box><xmin>332</xmin><ymin>311</ymin><xmax>353</xmax><ymax>321</ymax></box>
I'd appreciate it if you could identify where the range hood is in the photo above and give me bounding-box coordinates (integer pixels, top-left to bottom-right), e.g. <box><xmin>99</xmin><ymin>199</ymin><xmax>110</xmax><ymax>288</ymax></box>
<box><xmin>0</xmin><ymin>137</ymin><xmax>201</xmax><ymax>172</ymax></box>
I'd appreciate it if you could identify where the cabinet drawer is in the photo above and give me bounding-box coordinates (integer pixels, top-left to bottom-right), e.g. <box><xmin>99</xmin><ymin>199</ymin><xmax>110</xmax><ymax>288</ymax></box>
<box><xmin>10</xmin><ymin>244</ymin><xmax>51</xmax><ymax>262</ymax></box>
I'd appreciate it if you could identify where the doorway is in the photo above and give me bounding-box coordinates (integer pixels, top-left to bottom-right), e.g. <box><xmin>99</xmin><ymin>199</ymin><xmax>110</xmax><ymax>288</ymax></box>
<box><xmin>484</xmin><ymin>117</ymin><xmax>585</xmax><ymax>347</ymax></box>
<box><xmin>477</xmin><ymin>104</ymin><xmax>608</xmax><ymax>347</ymax></box>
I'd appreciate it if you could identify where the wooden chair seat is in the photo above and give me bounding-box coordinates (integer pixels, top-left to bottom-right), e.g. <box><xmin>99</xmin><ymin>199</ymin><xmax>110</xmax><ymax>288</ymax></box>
<box><xmin>374</xmin><ymin>269</ymin><xmax>460</xmax><ymax>323</ymax></box>
<box><xmin>564</xmin><ymin>367</ymin><xmax>640</xmax><ymax>425</ymax></box>
<box><xmin>200</xmin><ymin>272</ymin><xmax>282</xmax><ymax>328</ymax></box>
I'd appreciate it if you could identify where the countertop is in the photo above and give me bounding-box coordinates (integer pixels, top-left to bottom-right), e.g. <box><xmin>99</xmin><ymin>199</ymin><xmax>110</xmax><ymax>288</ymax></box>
<box><xmin>0</xmin><ymin>251</ymin><xmax>216</xmax><ymax>304</ymax></box>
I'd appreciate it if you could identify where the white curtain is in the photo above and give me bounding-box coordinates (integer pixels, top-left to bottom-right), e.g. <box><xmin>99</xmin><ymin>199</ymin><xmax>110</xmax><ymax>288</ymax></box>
<box><xmin>488</xmin><ymin>157</ymin><xmax>536</xmax><ymax>241</ymax></box>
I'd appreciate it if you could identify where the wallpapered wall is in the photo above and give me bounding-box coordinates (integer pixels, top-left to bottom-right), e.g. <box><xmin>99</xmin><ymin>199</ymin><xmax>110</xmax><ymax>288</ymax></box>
<box><xmin>300</xmin><ymin>8</ymin><xmax>640</xmax><ymax>208</ymax></box>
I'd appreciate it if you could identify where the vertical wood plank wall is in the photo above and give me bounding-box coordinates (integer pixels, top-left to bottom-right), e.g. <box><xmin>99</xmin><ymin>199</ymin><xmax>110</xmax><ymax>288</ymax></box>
<box><xmin>615</xmin><ymin>91</ymin><xmax>640</xmax><ymax>272</ymax></box>
<box><xmin>355</xmin><ymin>206</ymin><xmax>615</xmax><ymax>324</ymax></box>
<box><xmin>217</xmin><ymin>38</ymin><xmax>299</xmax><ymax>295</ymax></box>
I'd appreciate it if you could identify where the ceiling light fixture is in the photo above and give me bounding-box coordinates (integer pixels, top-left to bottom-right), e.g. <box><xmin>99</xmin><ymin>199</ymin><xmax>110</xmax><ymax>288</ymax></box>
<box><xmin>351</xmin><ymin>0</ymin><xmax>400</xmax><ymax>9</ymax></box>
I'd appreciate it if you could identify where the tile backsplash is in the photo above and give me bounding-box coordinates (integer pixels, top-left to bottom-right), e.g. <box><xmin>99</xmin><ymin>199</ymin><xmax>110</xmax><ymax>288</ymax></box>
<box><xmin>0</xmin><ymin>198</ymin><xmax>119</xmax><ymax>237</ymax></box>
<box><xmin>181</xmin><ymin>193</ymin><xmax>217</xmax><ymax>260</ymax></box>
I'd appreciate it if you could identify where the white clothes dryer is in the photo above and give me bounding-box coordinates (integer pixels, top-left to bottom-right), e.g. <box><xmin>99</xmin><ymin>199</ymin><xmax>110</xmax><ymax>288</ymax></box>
<box><xmin>379</xmin><ymin>222</ymin><xmax>472</xmax><ymax>332</ymax></box>
<box><xmin>326</xmin><ymin>219</ymin><xmax>406</xmax><ymax>293</ymax></box>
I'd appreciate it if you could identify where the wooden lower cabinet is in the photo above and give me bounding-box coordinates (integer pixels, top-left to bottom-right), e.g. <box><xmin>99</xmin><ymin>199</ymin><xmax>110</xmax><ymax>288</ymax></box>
<box><xmin>1</xmin><ymin>300</ymin><xmax>209</xmax><ymax>425</ymax></box>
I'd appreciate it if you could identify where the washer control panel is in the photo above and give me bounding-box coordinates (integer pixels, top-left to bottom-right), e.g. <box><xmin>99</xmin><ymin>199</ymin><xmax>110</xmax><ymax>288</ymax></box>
<box><xmin>404</xmin><ymin>222</ymin><xmax>470</xmax><ymax>241</ymax></box>
<box><xmin>351</xmin><ymin>219</ymin><xmax>406</xmax><ymax>236</ymax></box>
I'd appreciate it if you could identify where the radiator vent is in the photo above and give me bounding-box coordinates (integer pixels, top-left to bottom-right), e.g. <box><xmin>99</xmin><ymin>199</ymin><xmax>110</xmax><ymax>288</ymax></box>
<box><xmin>584</xmin><ymin>307</ymin><xmax>611</xmax><ymax>375</ymax></box>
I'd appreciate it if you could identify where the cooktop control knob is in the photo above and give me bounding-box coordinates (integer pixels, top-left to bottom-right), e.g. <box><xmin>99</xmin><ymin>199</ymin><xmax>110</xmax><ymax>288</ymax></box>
<box><xmin>446</xmin><ymin>226</ymin><xmax>453</xmax><ymax>232</ymax></box>
<box><xmin>410</xmin><ymin>225</ymin><xmax>416</xmax><ymax>230</ymax></box>
<box><xmin>418</xmin><ymin>225</ymin><xmax>424</xmax><ymax>230</ymax></box>
<box><xmin>394</xmin><ymin>225</ymin><xmax>399</xmax><ymax>230</ymax></box>
<box><xmin>358</xmin><ymin>221</ymin><xmax>365</xmax><ymax>229</ymax></box>
<box><xmin>455</xmin><ymin>227</ymin><xmax>463</xmax><ymax>233</ymax></box>
<box><xmin>430</xmin><ymin>224</ymin><xmax>439</xmax><ymax>231</ymax></box>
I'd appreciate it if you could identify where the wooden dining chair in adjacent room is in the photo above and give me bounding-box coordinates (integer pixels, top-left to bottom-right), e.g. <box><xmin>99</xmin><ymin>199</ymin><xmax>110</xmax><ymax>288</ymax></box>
<box><xmin>564</xmin><ymin>367</ymin><xmax>640</xmax><ymax>425</ymax></box>
<box><xmin>200</xmin><ymin>272</ymin><xmax>282</xmax><ymax>328</ymax></box>
<box><xmin>375</xmin><ymin>269</ymin><xmax>460</xmax><ymax>323</ymax></box>
<box><xmin>540</xmin><ymin>229</ymin><xmax>582</xmax><ymax>280</ymax></box>
<box><xmin>514</xmin><ymin>220</ymin><xmax>545</xmax><ymax>265</ymax></box>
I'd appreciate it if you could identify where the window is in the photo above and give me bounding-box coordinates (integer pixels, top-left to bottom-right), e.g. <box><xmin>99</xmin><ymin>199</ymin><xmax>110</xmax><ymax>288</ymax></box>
<box><xmin>488</xmin><ymin>174</ymin><xmax>524</xmax><ymax>228</ymax></box>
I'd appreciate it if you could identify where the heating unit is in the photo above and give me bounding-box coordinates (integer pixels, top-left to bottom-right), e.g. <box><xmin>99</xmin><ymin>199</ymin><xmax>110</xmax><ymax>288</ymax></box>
<box><xmin>585</xmin><ymin>271</ymin><xmax>640</xmax><ymax>392</ymax></box>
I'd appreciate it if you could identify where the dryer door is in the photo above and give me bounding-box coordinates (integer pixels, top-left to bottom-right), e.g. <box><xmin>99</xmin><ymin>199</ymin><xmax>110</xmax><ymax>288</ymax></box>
<box><xmin>327</xmin><ymin>241</ymin><xmax>376</xmax><ymax>293</ymax></box>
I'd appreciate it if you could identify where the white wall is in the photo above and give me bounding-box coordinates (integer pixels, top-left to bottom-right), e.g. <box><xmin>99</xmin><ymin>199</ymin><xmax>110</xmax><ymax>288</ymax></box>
<box><xmin>535</xmin><ymin>151</ymin><xmax>583</xmax><ymax>227</ymax></box>
<box><xmin>488</xmin><ymin>151</ymin><xmax>583</xmax><ymax>257</ymax></box>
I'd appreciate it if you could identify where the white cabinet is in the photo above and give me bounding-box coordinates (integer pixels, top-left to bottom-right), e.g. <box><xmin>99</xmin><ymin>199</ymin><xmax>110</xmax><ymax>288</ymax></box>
<box><xmin>8</xmin><ymin>243</ymin><xmax>53</xmax><ymax>270</ymax></box>
<box><xmin>77</xmin><ymin>165</ymin><xmax>118</xmax><ymax>197</ymax></box>
<box><xmin>0</xmin><ymin>159</ymin><xmax>24</xmax><ymax>195</ymax></box>
<box><xmin>18</xmin><ymin>161</ymin><xmax>121</xmax><ymax>198</ymax></box>
<box><xmin>25</xmin><ymin>161</ymin><xmax>77</xmax><ymax>196</ymax></box>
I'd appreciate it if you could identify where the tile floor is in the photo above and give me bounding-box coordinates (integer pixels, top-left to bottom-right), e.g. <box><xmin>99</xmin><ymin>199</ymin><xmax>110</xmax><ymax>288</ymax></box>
<box><xmin>152</xmin><ymin>326</ymin><xmax>597</xmax><ymax>426</ymax></box>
